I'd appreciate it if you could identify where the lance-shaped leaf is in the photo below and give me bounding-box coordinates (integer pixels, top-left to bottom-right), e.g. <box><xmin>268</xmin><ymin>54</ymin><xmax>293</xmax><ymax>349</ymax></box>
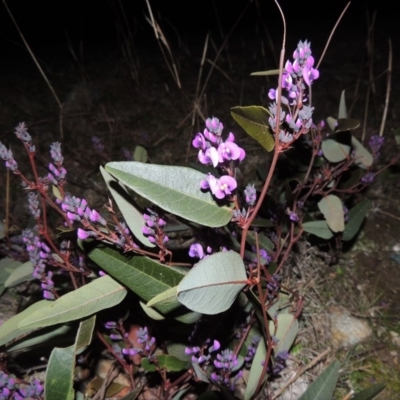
<box><xmin>105</xmin><ymin>162</ymin><xmax>232</xmax><ymax>228</ymax></box>
<box><xmin>318</xmin><ymin>195</ymin><xmax>344</xmax><ymax>233</ymax></box>
<box><xmin>351</xmin><ymin>383</ymin><xmax>386</xmax><ymax>400</ymax></box>
<box><xmin>19</xmin><ymin>276</ymin><xmax>126</xmax><ymax>330</ymax></box>
<box><xmin>177</xmin><ymin>251</ymin><xmax>247</xmax><ymax>315</ymax></box>
<box><xmin>87</xmin><ymin>245</ymin><xmax>184</xmax><ymax>314</ymax></box>
<box><xmin>342</xmin><ymin>199</ymin><xmax>371</xmax><ymax>241</ymax></box>
<box><xmin>269</xmin><ymin>314</ymin><xmax>299</xmax><ymax>354</ymax></box>
<box><xmin>244</xmin><ymin>337</ymin><xmax>267</xmax><ymax>400</ymax></box>
<box><xmin>5</xmin><ymin>261</ymin><xmax>34</xmax><ymax>288</ymax></box>
<box><xmin>100</xmin><ymin>166</ymin><xmax>154</xmax><ymax>248</ymax></box>
<box><xmin>298</xmin><ymin>360</ymin><xmax>340</xmax><ymax>400</ymax></box>
<box><xmin>250</xmin><ymin>69</ymin><xmax>280</xmax><ymax>76</ymax></box>
<box><xmin>338</xmin><ymin>90</ymin><xmax>347</xmax><ymax>119</ymax></box>
<box><xmin>0</xmin><ymin>300</ymin><xmax>49</xmax><ymax>346</ymax></box>
<box><xmin>231</xmin><ymin>106</ymin><xmax>275</xmax><ymax>152</ymax></box>
<box><xmin>45</xmin><ymin>316</ymin><xmax>95</xmax><ymax>400</ymax></box>
<box><xmin>302</xmin><ymin>220</ymin><xmax>333</xmax><ymax>239</ymax></box>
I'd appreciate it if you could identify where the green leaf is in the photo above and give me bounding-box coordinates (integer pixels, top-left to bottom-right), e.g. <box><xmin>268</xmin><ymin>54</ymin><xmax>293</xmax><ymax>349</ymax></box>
<box><xmin>318</xmin><ymin>195</ymin><xmax>344</xmax><ymax>233</ymax></box>
<box><xmin>141</xmin><ymin>355</ymin><xmax>187</xmax><ymax>372</ymax></box>
<box><xmin>147</xmin><ymin>286</ymin><xmax>178</xmax><ymax>308</ymax></box>
<box><xmin>133</xmin><ymin>145</ymin><xmax>148</xmax><ymax>163</ymax></box>
<box><xmin>100</xmin><ymin>166</ymin><xmax>155</xmax><ymax>248</ymax></box>
<box><xmin>231</xmin><ymin>106</ymin><xmax>275</xmax><ymax>152</ymax></box>
<box><xmin>177</xmin><ymin>251</ymin><xmax>247</xmax><ymax>315</ymax></box>
<box><xmin>5</xmin><ymin>261</ymin><xmax>34</xmax><ymax>288</ymax></box>
<box><xmin>139</xmin><ymin>301</ymin><xmax>165</xmax><ymax>320</ymax></box>
<box><xmin>0</xmin><ymin>258</ymin><xmax>22</xmax><ymax>285</ymax></box>
<box><xmin>250</xmin><ymin>69</ymin><xmax>280</xmax><ymax>76</ymax></box>
<box><xmin>45</xmin><ymin>317</ymin><xmax>95</xmax><ymax>400</ymax></box>
<box><xmin>342</xmin><ymin>199</ymin><xmax>371</xmax><ymax>241</ymax></box>
<box><xmin>7</xmin><ymin>324</ymin><xmax>72</xmax><ymax>352</ymax></box>
<box><xmin>247</xmin><ymin>231</ymin><xmax>275</xmax><ymax>252</ymax></box>
<box><xmin>75</xmin><ymin>315</ymin><xmax>96</xmax><ymax>353</ymax></box>
<box><xmin>0</xmin><ymin>300</ymin><xmax>49</xmax><ymax>346</ymax></box>
<box><xmin>0</xmin><ymin>221</ymin><xmax>4</xmax><ymax>240</ymax></box>
<box><xmin>303</xmin><ymin>220</ymin><xmax>333</xmax><ymax>239</ymax></box>
<box><xmin>86</xmin><ymin>246</ymin><xmax>184</xmax><ymax>314</ymax></box>
<box><xmin>351</xmin><ymin>382</ymin><xmax>387</xmax><ymax>400</ymax></box>
<box><xmin>245</xmin><ymin>337</ymin><xmax>267</xmax><ymax>400</ymax></box>
<box><xmin>298</xmin><ymin>360</ymin><xmax>340</xmax><ymax>400</ymax></box>
<box><xmin>105</xmin><ymin>162</ymin><xmax>232</xmax><ymax>228</ymax></box>
<box><xmin>335</xmin><ymin>118</ymin><xmax>360</xmax><ymax>132</ymax></box>
<box><xmin>19</xmin><ymin>276</ymin><xmax>126</xmax><ymax>330</ymax></box>
<box><xmin>269</xmin><ymin>314</ymin><xmax>299</xmax><ymax>354</ymax></box>
<box><xmin>351</xmin><ymin>136</ymin><xmax>373</xmax><ymax>169</ymax></box>
<box><xmin>174</xmin><ymin>309</ymin><xmax>202</xmax><ymax>324</ymax></box>
<box><xmin>338</xmin><ymin>90</ymin><xmax>347</xmax><ymax>119</ymax></box>
<box><xmin>45</xmin><ymin>346</ymin><xmax>75</xmax><ymax>400</ymax></box>
<box><xmin>321</xmin><ymin>138</ymin><xmax>351</xmax><ymax>163</ymax></box>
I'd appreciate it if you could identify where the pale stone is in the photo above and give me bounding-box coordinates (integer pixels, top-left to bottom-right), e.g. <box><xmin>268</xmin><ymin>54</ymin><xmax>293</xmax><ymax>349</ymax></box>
<box><xmin>328</xmin><ymin>306</ymin><xmax>372</xmax><ymax>348</ymax></box>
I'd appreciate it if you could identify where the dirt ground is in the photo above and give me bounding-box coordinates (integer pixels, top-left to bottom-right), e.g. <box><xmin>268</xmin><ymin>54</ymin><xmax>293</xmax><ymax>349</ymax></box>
<box><xmin>0</xmin><ymin>2</ymin><xmax>399</xmax><ymax>398</ymax></box>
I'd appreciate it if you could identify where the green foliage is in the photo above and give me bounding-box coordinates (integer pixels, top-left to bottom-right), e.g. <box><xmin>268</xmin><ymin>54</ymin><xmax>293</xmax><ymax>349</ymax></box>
<box><xmin>177</xmin><ymin>251</ymin><xmax>247</xmax><ymax>314</ymax></box>
<box><xmin>231</xmin><ymin>105</ymin><xmax>275</xmax><ymax>151</ymax></box>
<box><xmin>105</xmin><ymin>162</ymin><xmax>233</xmax><ymax>227</ymax></box>
<box><xmin>18</xmin><ymin>275</ymin><xmax>126</xmax><ymax>330</ymax></box>
<box><xmin>45</xmin><ymin>316</ymin><xmax>95</xmax><ymax>400</ymax></box>
<box><xmin>298</xmin><ymin>360</ymin><xmax>340</xmax><ymax>400</ymax></box>
<box><xmin>86</xmin><ymin>245</ymin><xmax>185</xmax><ymax>314</ymax></box>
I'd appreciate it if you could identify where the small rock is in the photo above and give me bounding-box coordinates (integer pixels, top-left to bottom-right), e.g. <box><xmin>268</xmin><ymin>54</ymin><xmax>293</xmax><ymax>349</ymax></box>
<box><xmin>328</xmin><ymin>306</ymin><xmax>372</xmax><ymax>348</ymax></box>
<box><xmin>390</xmin><ymin>331</ymin><xmax>400</xmax><ymax>347</ymax></box>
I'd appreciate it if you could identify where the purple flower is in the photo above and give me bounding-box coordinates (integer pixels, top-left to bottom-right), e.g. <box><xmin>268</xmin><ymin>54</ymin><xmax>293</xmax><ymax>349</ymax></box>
<box><xmin>201</xmin><ymin>174</ymin><xmax>237</xmax><ymax>199</ymax></box>
<box><xmin>77</xmin><ymin>228</ymin><xmax>94</xmax><ymax>240</ymax></box>
<box><xmin>50</xmin><ymin>142</ymin><xmax>63</xmax><ymax>164</ymax></box>
<box><xmin>189</xmin><ymin>243</ymin><xmax>205</xmax><ymax>259</ymax></box>
<box><xmin>198</xmin><ymin>146</ymin><xmax>219</xmax><ymax>167</ymax></box>
<box><xmin>217</xmin><ymin>140</ymin><xmax>245</xmax><ymax>163</ymax></box>
<box><xmin>192</xmin><ymin>133</ymin><xmax>206</xmax><ymax>150</ymax></box>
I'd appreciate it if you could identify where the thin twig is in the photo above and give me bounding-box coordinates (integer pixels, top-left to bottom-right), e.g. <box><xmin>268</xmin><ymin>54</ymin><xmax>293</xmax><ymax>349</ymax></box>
<box><xmin>316</xmin><ymin>2</ymin><xmax>351</xmax><ymax>69</ymax></box>
<box><xmin>379</xmin><ymin>38</ymin><xmax>392</xmax><ymax>138</ymax></box>
<box><xmin>3</xmin><ymin>0</ymin><xmax>64</xmax><ymax>139</ymax></box>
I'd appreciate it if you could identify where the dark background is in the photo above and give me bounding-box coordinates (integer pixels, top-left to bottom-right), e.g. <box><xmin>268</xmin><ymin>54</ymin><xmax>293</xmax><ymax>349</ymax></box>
<box><xmin>0</xmin><ymin>0</ymin><xmax>397</xmax><ymax>64</ymax></box>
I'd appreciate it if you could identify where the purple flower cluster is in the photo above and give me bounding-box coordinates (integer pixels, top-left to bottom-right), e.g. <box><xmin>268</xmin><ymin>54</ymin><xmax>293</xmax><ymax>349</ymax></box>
<box><xmin>0</xmin><ymin>142</ymin><xmax>18</xmax><ymax>172</ymax></box>
<box><xmin>361</xmin><ymin>172</ymin><xmax>375</xmax><ymax>184</ymax></box>
<box><xmin>193</xmin><ymin>117</ymin><xmax>245</xmax><ymax>200</ymax></box>
<box><xmin>252</xmin><ymin>247</ymin><xmax>271</xmax><ymax>265</ymax></box>
<box><xmin>0</xmin><ymin>372</ymin><xmax>43</xmax><ymax>400</ymax></box>
<box><xmin>271</xmin><ymin>350</ymin><xmax>289</xmax><ymax>375</ymax></box>
<box><xmin>266</xmin><ymin>274</ymin><xmax>281</xmax><ymax>301</ymax></box>
<box><xmin>368</xmin><ymin>135</ymin><xmax>384</xmax><ymax>158</ymax></box>
<box><xmin>27</xmin><ymin>192</ymin><xmax>40</xmax><ymax>219</ymax></box>
<box><xmin>22</xmin><ymin>229</ymin><xmax>56</xmax><ymax>299</ymax></box>
<box><xmin>211</xmin><ymin>349</ymin><xmax>243</xmax><ymax>391</ymax></box>
<box><xmin>268</xmin><ymin>40</ymin><xmax>319</xmax><ymax>146</ymax></box>
<box><xmin>122</xmin><ymin>327</ymin><xmax>156</xmax><ymax>357</ymax></box>
<box><xmin>245</xmin><ymin>336</ymin><xmax>261</xmax><ymax>364</ymax></box>
<box><xmin>142</xmin><ymin>209</ymin><xmax>169</xmax><ymax>246</ymax></box>
<box><xmin>185</xmin><ymin>339</ymin><xmax>220</xmax><ymax>364</ymax></box>
<box><xmin>244</xmin><ymin>184</ymin><xmax>257</xmax><ymax>206</ymax></box>
<box><xmin>47</xmin><ymin>143</ymin><xmax>66</xmax><ymax>186</ymax></box>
